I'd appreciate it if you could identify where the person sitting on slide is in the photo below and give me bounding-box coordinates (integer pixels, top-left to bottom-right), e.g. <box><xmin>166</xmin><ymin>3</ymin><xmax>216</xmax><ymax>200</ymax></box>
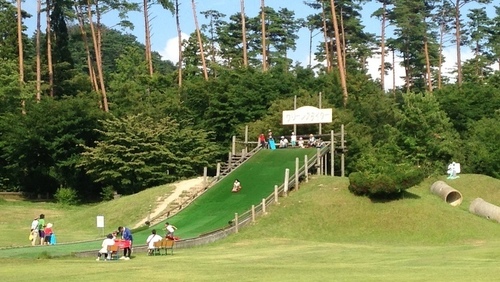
<box><xmin>232</xmin><ymin>179</ymin><xmax>242</xmax><ymax>193</ymax></box>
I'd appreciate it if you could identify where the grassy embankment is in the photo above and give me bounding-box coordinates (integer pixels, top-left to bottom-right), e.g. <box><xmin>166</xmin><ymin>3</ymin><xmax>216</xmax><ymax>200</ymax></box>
<box><xmin>1</xmin><ymin>174</ymin><xmax>500</xmax><ymax>281</ymax></box>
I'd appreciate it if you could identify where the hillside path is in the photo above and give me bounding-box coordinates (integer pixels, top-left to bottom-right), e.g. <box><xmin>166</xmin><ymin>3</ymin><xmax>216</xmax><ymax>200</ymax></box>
<box><xmin>133</xmin><ymin>177</ymin><xmax>205</xmax><ymax>229</ymax></box>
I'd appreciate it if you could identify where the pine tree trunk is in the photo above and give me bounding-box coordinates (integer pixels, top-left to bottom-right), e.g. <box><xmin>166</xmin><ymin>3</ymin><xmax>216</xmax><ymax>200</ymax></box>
<box><xmin>380</xmin><ymin>2</ymin><xmax>386</xmax><ymax>91</ymax></box>
<box><xmin>392</xmin><ymin>48</ymin><xmax>396</xmax><ymax>97</ymax></box>
<box><xmin>438</xmin><ymin>21</ymin><xmax>444</xmax><ymax>89</ymax></box>
<box><xmin>321</xmin><ymin>2</ymin><xmax>331</xmax><ymax>72</ymax></box>
<box><xmin>330</xmin><ymin>0</ymin><xmax>348</xmax><ymax>107</ymax></box>
<box><xmin>392</xmin><ymin>49</ymin><xmax>396</xmax><ymax>98</ymax></box>
<box><xmin>241</xmin><ymin>0</ymin><xmax>248</xmax><ymax>67</ymax></box>
<box><xmin>175</xmin><ymin>0</ymin><xmax>182</xmax><ymax>88</ymax></box>
<box><xmin>88</xmin><ymin>0</ymin><xmax>108</xmax><ymax>112</ymax></box>
<box><xmin>17</xmin><ymin>0</ymin><xmax>25</xmax><ymax>113</ymax></box>
<box><xmin>454</xmin><ymin>1</ymin><xmax>462</xmax><ymax>86</ymax></box>
<box><xmin>191</xmin><ymin>0</ymin><xmax>208</xmax><ymax>80</ymax></box>
<box><xmin>340</xmin><ymin>8</ymin><xmax>347</xmax><ymax>73</ymax></box>
<box><xmin>47</xmin><ymin>0</ymin><xmax>54</xmax><ymax>98</ymax></box>
<box><xmin>424</xmin><ymin>36</ymin><xmax>433</xmax><ymax>92</ymax></box>
<box><xmin>74</xmin><ymin>3</ymin><xmax>98</xmax><ymax>93</ymax></box>
<box><xmin>144</xmin><ymin>0</ymin><xmax>153</xmax><ymax>76</ymax></box>
<box><xmin>36</xmin><ymin>0</ymin><xmax>42</xmax><ymax>101</ymax></box>
<box><xmin>261</xmin><ymin>0</ymin><xmax>267</xmax><ymax>71</ymax></box>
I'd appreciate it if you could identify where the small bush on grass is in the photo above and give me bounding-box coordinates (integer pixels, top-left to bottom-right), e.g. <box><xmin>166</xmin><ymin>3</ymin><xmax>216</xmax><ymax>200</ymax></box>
<box><xmin>54</xmin><ymin>187</ymin><xmax>79</xmax><ymax>205</ymax></box>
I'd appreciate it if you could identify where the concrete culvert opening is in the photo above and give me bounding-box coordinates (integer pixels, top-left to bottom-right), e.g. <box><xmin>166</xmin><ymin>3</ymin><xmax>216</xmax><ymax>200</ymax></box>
<box><xmin>430</xmin><ymin>181</ymin><xmax>463</xmax><ymax>207</ymax></box>
<box><xmin>469</xmin><ymin>198</ymin><xmax>500</xmax><ymax>223</ymax></box>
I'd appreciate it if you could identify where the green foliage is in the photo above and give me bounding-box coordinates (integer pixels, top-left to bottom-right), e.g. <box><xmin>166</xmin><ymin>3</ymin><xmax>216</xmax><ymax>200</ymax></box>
<box><xmin>79</xmin><ymin>114</ymin><xmax>220</xmax><ymax>195</ymax></box>
<box><xmin>0</xmin><ymin>96</ymin><xmax>105</xmax><ymax>198</ymax></box>
<box><xmin>395</xmin><ymin>92</ymin><xmax>463</xmax><ymax>172</ymax></box>
<box><xmin>464</xmin><ymin>115</ymin><xmax>500</xmax><ymax>178</ymax></box>
<box><xmin>100</xmin><ymin>186</ymin><xmax>115</xmax><ymax>201</ymax></box>
<box><xmin>54</xmin><ymin>187</ymin><xmax>79</xmax><ymax>205</ymax></box>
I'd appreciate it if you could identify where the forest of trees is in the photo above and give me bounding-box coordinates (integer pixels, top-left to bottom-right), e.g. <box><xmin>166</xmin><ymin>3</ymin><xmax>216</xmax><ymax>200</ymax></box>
<box><xmin>0</xmin><ymin>0</ymin><xmax>498</xmax><ymax>202</ymax></box>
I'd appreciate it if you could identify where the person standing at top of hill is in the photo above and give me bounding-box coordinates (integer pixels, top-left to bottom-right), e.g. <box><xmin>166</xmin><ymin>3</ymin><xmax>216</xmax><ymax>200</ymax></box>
<box><xmin>290</xmin><ymin>132</ymin><xmax>297</xmax><ymax>147</ymax></box>
<box><xmin>258</xmin><ymin>133</ymin><xmax>266</xmax><ymax>148</ymax></box>
<box><xmin>117</xmin><ymin>226</ymin><xmax>133</xmax><ymax>260</ymax></box>
<box><xmin>38</xmin><ymin>214</ymin><xmax>46</xmax><ymax>245</ymax></box>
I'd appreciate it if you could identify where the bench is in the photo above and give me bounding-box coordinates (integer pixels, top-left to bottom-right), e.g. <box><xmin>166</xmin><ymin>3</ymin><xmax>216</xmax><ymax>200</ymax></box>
<box><xmin>107</xmin><ymin>244</ymin><xmax>120</xmax><ymax>260</ymax></box>
<box><xmin>161</xmin><ymin>239</ymin><xmax>175</xmax><ymax>255</ymax></box>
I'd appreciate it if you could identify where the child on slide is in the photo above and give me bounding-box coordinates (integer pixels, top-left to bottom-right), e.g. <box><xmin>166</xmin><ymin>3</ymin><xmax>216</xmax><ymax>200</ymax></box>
<box><xmin>232</xmin><ymin>179</ymin><xmax>242</xmax><ymax>193</ymax></box>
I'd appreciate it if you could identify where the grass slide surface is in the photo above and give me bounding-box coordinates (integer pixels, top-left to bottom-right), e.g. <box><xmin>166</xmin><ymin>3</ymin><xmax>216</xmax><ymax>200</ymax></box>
<box><xmin>0</xmin><ymin>148</ymin><xmax>315</xmax><ymax>258</ymax></box>
<box><xmin>142</xmin><ymin>148</ymin><xmax>317</xmax><ymax>240</ymax></box>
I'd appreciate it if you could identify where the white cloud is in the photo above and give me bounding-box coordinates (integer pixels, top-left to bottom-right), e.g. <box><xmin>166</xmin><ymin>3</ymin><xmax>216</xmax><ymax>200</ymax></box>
<box><xmin>158</xmin><ymin>33</ymin><xmax>190</xmax><ymax>63</ymax></box>
<box><xmin>366</xmin><ymin>47</ymin><xmax>476</xmax><ymax>90</ymax></box>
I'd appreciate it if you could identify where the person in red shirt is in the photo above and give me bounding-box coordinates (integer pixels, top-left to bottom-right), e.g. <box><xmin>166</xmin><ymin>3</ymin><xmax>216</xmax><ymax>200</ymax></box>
<box><xmin>44</xmin><ymin>223</ymin><xmax>53</xmax><ymax>245</ymax></box>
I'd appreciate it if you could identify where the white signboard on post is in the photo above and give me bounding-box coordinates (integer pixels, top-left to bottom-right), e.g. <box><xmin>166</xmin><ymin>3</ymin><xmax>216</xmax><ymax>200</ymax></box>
<box><xmin>282</xmin><ymin>106</ymin><xmax>333</xmax><ymax>125</ymax></box>
<box><xmin>96</xmin><ymin>215</ymin><xmax>104</xmax><ymax>228</ymax></box>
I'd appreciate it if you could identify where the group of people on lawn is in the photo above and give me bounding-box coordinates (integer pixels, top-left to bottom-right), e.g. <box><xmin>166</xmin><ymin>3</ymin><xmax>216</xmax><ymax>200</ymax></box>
<box><xmin>30</xmin><ymin>214</ymin><xmax>55</xmax><ymax>246</ymax></box>
<box><xmin>96</xmin><ymin>222</ymin><xmax>178</xmax><ymax>261</ymax></box>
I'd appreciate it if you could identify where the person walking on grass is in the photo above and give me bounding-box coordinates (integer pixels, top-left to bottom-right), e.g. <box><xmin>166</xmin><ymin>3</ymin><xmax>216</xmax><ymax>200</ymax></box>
<box><xmin>117</xmin><ymin>226</ymin><xmax>133</xmax><ymax>260</ymax></box>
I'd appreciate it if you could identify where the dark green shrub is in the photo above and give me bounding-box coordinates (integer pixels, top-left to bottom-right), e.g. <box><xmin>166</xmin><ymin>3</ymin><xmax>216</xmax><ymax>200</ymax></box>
<box><xmin>348</xmin><ymin>164</ymin><xmax>425</xmax><ymax>197</ymax></box>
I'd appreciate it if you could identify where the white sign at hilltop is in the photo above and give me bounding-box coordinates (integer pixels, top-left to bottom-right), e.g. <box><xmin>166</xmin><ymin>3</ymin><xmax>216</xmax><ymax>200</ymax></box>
<box><xmin>282</xmin><ymin>106</ymin><xmax>333</xmax><ymax>125</ymax></box>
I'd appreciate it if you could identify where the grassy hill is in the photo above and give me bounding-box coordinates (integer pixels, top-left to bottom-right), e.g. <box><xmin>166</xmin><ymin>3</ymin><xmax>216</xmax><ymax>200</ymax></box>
<box><xmin>231</xmin><ymin>174</ymin><xmax>500</xmax><ymax>246</ymax></box>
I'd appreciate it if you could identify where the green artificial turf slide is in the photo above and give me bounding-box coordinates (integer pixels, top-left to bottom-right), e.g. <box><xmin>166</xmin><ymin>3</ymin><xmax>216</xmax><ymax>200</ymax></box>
<box><xmin>140</xmin><ymin>148</ymin><xmax>317</xmax><ymax>240</ymax></box>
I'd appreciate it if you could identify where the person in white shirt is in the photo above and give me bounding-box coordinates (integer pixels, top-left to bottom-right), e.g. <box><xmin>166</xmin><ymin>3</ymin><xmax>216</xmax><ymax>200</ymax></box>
<box><xmin>96</xmin><ymin>234</ymin><xmax>115</xmax><ymax>261</ymax></box>
<box><xmin>146</xmin><ymin>229</ymin><xmax>163</xmax><ymax>255</ymax></box>
<box><xmin>290</xmin><ymin>132</ymin><xmax>297</xmax><ymax>147</ymax></box>
<box><xmin>30</xmin><ymin>217</ymin><xmax>39</xmax><ymax>246</ymax></box>
<box><xmin>298</xmin><ymin>137</ymin><xmax>305</xmax><ymax>148</ymax></box>
<box><xmin>165</xmin><ymin>222</ymin><xmax>178</xmax><ymax>239</ymax></box>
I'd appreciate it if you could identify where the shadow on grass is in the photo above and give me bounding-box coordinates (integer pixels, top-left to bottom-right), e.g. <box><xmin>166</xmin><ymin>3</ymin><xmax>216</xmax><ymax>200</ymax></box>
<box><xmin>369</xmin><ymin>190</ymin><xmax>421</xmax><ymax>203</ymax></box>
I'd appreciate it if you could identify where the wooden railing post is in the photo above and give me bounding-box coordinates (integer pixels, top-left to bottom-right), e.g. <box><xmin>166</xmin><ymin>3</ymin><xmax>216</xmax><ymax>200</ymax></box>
<box><xmin>316</xmin><ymin>148</ymin><xmax>321</xmax><ymax>175</ymax></box>
<box><xmin>251</xmin><ymin>205</ymin><xmax>255</xmax><ymax>223</ymax></box>
<box><xmin>274</xmin><ymin>185</ymin><xmax>279</xmax><ymax>203</ymax></box>
<box><xmin>341</xmin><ymin>124</ymin><xmax>345</xmax><ymax>177</ymax></box>
<box><xmin>216</xmin><ymin>162</ymin><xmax>221</xmax><ymax>178</ymax></box>
<box><xmin>304</xmin><ymin>155</ymin><xmax>309</xmax><ymax>183</ymax></box>
<box><xmin>262</xmin><ymin>198</ymin><xmax>266</xmax><ymax>214</ymax></box>
<box><xmin>295</xmin><ymin>157</ymin><xmax>299</xmax><ymax>190</ymax></box>
<box><xmin>203</xmin><ymin>167</ymin><xmax>207</xmax><ymax>185</ymax></box>
<box><xmin>234</xmin><ymin>213</ymin><xmax>239</xmax><ymax>233</ymax></box>
<box><xmin>283</xmin><ymin>168</ymin><xmax>289</xmax><ymax>197</ymax></box>
<box><xmin>331</xmin><ymin>130</ymin><xmax>335</xmax><ymax>176</ymax></box>
<box><xmin>232</xmin><ymin>136</ymin><xmax>236</xmax><ymax>156</ymax></box>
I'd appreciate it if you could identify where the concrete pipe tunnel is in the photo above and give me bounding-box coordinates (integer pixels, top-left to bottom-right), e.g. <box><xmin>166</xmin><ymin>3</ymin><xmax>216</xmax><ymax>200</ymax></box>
<box><xmin>430</xmin><ymin>181</ymin><xmax>463</xmax><ymax>207</ymax></box>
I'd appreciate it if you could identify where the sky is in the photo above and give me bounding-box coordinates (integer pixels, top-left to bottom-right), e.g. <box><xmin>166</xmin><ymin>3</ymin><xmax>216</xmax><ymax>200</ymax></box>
<box><xmin>21</xmin><ymin>0</ymin><xmax>500</xmax><ymax>89</ymax></box>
